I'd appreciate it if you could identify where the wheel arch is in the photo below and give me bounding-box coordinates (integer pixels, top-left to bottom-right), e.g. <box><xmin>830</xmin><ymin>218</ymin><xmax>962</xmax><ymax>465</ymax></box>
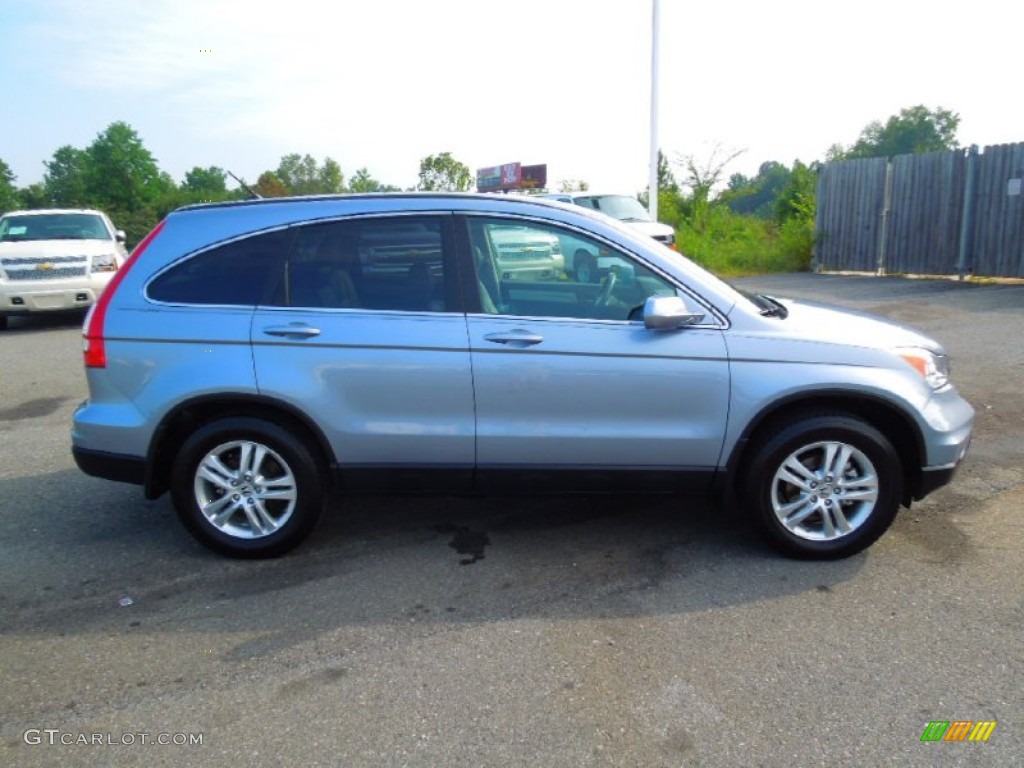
<box><xmin>722</xmin><ymin>391</ymin><xmax>926</xmax><ymax>506</ymax></box>
<box><xmin>145</xmin><ymin>394</ymin><xmax>335</xmax><ymax>499</ymax></box>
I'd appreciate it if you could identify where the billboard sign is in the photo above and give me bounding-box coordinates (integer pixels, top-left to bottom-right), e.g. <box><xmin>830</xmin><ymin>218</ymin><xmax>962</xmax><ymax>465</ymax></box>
<box><xmin>477</xmin><ymin>162</ymin><xmax>547</xmax><ymax>192</ymax></box>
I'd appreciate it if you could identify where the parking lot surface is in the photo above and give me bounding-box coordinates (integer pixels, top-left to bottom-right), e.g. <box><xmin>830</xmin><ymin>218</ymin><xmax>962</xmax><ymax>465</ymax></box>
<box><xmin>1</xmin><ymin>273</ymin><xmax>1021</xmax><ymax>767</ymax></box>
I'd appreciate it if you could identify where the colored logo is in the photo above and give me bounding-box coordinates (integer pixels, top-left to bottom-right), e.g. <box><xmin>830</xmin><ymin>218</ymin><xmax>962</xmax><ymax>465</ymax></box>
<box><xmin>37</xmin><ymin>262</ymin><xmax>54</xmax><ymax>271</ymax></box>
<box><xmin>920</xmin><ymin>720</ymin><xmax>996</xmax><ymax>742</ymax></box>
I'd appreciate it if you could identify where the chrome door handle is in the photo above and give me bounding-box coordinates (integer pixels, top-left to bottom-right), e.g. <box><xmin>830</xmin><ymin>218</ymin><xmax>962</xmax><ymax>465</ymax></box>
<box><xmin>483</xmin><ymin>331</ymin><xmax>543</xmax><ymax>347</ymax></box>
<box><xmin>262</xmin><ymin>324</ymin><xmax>321</xmax><ymax>338</ymax></box>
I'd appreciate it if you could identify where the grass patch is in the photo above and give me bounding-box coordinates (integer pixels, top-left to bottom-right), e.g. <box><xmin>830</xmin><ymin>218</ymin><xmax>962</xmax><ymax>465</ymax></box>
<box><xmin>674</xmin><ymin>206</ymin><xmax>814</xmax><ymax>276</ymax></box>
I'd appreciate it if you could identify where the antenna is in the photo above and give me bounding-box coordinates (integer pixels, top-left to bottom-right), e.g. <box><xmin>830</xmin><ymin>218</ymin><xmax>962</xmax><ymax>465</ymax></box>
<box><xmin>227</xmin><ymin>170</ymin><xmax>262</xmax><ymax>200</ymax></box>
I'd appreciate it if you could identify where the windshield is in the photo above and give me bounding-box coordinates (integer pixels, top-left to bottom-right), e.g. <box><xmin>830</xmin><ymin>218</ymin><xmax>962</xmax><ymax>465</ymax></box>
<box><xmin>583</xmin><ymin>195</ymin><xmax>652</xmax><ymax>222</ymax></box>
<box><xmin>0</xmin><ymin>213</ymin><xmax>111</xmax><ymax>243</ymax></box>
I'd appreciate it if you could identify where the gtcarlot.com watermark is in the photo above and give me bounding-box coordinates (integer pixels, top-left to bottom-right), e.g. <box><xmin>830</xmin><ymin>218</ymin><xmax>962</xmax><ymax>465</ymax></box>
<box><xmin>23</xmin><ymin>729</ymin><xmax>203</xmax><ymax>746</ymax></box>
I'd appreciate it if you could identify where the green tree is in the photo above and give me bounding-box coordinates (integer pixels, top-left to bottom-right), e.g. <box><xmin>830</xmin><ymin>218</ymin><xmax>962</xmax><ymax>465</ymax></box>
<box><xmin>84</xmin><ymin>121</ymin><xmax>169</xmax><ymax>211</ymax></box>
<box><xmin>774</xmin><ymin>161</ymin><xmax>817</xmax><ymax>223</ymax></box>
<box><xmin>318</xmin><ymin>158</ymin><xmax>345</xmax><ymax>194</ymax></box>
<box><xmin>349</xmin><ymin>167</ymin><xmax>398</xmax><ymax>193</ymax></box>
<box><xmin>0</xmin><ymin>158</ymin><xmax>18</xmax><ymax>214</ymax></box>
<box><xmin>680</xmin><ymin>145</ymin><xmax>745</xmax><ymax>232</ymax></box>
<box><xmin>721</xmin><ymin>161</ymin><xmax>793</xmax><ymax>219</ymax></box>
<box><xmin>417</xmin><ymin>152</ymin><xmax>471</xmax><ymax>192</ymax></box>
<box><xmin>181</xmin><ymin>166</ymin><xmax>228</xmax><ymax>202</ymax></box>
<box><xmin>275</xmin><ymin>154</ymin><xmax>345</xmax><ymax>195</ymax></box>
<box><xmin>43</xmin><ymin>146</ymin><xmax>90</xmax><ymax>207</ymax></box>
<box><xmin>18</xmin><ymin>183</ymin><xmax>48</xmax><ymax>210</ymax></box>
<box><xmin>657</xmin><ymin>150</ymin><xmax>679</xmax><ymax>196</ymax></box>
<box><xmin>844</xmin><ymin>105</ymin><xmax>960</xmax><ymax>159</ymax></box>
<box><xmin>638</xmin><ymin>151</ymin><xmax>683</xmax><ymax>227</ymax></box>
<box><xmin>254</xmin><ymin>171</ymin><xmax>288</xmax><ymax>198</ymax></box>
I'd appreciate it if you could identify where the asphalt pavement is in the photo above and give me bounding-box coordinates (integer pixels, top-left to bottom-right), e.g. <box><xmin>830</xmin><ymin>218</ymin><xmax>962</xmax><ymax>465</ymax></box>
<box><xmin>1</xmin><ymin>273</ymin><xmax>1021</xmax><ymax>767</ymax></box>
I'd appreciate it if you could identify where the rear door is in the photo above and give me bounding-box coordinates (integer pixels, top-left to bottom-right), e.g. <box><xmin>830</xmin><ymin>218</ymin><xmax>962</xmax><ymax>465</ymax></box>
<box><xmin>251</xmin><ymin>214</ymin><xmax>475</xmax><ymax>491</ymax></box>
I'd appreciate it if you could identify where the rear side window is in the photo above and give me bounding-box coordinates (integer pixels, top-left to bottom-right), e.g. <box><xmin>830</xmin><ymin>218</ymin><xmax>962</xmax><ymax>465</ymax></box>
<box><xmin>286</xmin><ymin>216</ymin><xmax>455</xmax><ymax>312</ymax></box>
<box><xmin>148</xmin><ymin>229</ymin><xmax>289</xmax><ymax>305</ymax></box>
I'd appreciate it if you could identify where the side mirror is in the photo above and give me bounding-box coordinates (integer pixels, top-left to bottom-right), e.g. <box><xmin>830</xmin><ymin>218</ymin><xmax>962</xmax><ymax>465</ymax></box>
<box><xmin>115</xmin><ymin>230</ymin><xmax>127</xmax><ymax>243</ymax></box>
<box><xmin>643</xmin><ymin>294</ymin><xmax>705</xmax><ymax>330</ymax></box>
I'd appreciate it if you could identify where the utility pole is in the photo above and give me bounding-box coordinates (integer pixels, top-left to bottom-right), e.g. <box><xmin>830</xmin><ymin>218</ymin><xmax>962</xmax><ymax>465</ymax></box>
<box><xmin>648</xmin><ymin>0</ymin><xmax>660</xmax><ymax>221</ymax></box>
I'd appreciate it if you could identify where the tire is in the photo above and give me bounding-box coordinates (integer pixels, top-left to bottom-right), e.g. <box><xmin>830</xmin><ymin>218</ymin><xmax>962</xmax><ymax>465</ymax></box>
<box><xmin>0</xmin><ymin>315</ymin><xmax>8</xmax><ymax>331</ymax></box>
<box><xmin>574</xmin><ymin>251</ymin><xmax>597</xmax><ymax>284</ymax></box>
<box><xmin>170</xmin><ymin>417</ymin><xmax>324</xmax><ymax>558</ymax></box>
<box><xmin>742</xmin><ymin>412</ymin><xmax>902</xmax><ymax>559</ymax></box>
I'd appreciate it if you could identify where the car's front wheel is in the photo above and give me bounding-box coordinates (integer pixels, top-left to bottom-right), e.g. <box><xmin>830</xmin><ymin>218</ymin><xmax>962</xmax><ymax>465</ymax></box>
<box><xmin>743</xmin><ymin>412</ymin><xmax>902</xmax><ymax>559</ymax></box>
<box><xmin>170</xmin><ymin>417</ymin><xmax>324</xmax><ymax>558</ymax></box>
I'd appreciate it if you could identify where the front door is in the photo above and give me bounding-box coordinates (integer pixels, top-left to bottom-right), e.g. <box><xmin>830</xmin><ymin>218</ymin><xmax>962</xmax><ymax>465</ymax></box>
<box><xmin>462</xmin><ymin>216</ymin><xmax>730</xmax><ymax>491</ymax></box>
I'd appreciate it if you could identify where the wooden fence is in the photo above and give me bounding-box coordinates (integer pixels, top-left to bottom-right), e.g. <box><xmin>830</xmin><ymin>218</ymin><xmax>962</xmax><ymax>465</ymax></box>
<box><xmin>814</xmin><ymin>143</ymin><xmax>1024</xmax><ymax>277</ymax></box>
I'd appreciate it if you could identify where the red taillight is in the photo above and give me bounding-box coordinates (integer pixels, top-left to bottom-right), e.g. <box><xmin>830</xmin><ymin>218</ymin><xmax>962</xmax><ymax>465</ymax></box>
<box><xmin>84</xmin><ymin>220</ymin><xmax>167</xmax><ymax>368</ymax></box>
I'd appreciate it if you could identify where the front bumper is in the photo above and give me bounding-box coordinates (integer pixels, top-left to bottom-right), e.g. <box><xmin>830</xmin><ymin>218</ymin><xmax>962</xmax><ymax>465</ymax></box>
<box><xmin>1</xmin><ymin>275</ymin><xmax>112</xmax><ymax>314</ymax></box>
<box><xmin>912</xmin><ymin>389</ymin><xmax>974</xmax><ymax>500</ymax></box>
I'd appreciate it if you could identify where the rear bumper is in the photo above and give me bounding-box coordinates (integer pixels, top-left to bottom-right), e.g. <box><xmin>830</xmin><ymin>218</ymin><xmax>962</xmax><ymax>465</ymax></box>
<box><xmin>72</xmin><ymin>445</ymin><xmax>146</xmax><ymax>485</ymax></box>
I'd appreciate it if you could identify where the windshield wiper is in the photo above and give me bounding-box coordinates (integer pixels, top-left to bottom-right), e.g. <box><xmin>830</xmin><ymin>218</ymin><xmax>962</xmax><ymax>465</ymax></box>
<box><xmin>758</xmin><ymin>294</ymin><xmax>789</xmax><ymax>318</ymax></box>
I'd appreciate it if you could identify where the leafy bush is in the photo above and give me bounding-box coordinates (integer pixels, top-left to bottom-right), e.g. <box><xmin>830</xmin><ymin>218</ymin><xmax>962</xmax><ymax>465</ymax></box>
<box><xmin>676</xmin><ymin>205</ymin><xmax>814</xmax><ymax>276</ymax></box>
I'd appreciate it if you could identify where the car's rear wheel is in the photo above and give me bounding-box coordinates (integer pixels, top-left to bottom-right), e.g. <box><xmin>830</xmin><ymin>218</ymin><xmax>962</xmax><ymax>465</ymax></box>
<box><xmin>0</xmin><ymin>315</ymin><xmax>8</xmax><ymax>331</ymax></box>
<box><xmin>574</xmin><ymin>251</ymin><xmax>597</xmax><ymax>283</ymax></box>
<box><xmin>743</xmin><ymin>412</ymin><xmax>902</xmax><ymax>559</ymax></box>
<box><xmin>170</xmin><ymin>417</ymin><xmax>323</xmax><ymax>558</ymax></box>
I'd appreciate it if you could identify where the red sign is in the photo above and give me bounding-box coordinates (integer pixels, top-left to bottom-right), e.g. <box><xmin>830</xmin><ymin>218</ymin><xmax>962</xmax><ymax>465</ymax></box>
<box><xmin>500</xmin><ymin>163</ymin><xmax>522</xmax><ymax>186</ymax></box>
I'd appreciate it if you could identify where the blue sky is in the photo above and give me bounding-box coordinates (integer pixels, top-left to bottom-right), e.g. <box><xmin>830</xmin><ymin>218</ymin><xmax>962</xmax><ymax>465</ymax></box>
<box><xmin>1</xmin><ymin>0</ymin><xmax>1020</xmax><ymax>193</ymax></box>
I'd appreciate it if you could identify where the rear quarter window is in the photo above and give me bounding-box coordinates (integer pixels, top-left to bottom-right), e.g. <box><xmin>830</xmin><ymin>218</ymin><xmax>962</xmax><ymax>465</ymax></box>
<box><xmin>147</xmin><ymin>229</ymin><xmax>289</xmax><ymax>305</ymax></box>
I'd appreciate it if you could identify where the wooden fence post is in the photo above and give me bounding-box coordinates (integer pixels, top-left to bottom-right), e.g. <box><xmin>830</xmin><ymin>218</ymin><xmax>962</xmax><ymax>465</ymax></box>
<box><xmin>957</xmin><ymin>144</ymin><xmax>980</xmax><ymax>280</ymax></box>
<box><xmin>876</xmin><ymin>161</ymin><xmax>893</xmax><ymax>275</ymax></box>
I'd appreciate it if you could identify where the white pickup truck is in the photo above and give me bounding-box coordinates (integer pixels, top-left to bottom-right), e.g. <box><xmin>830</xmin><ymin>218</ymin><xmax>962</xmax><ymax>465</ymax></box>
<box><xmin>0</xmin><ymin>209</ymin><xmax>127</xmax><ymax>329</ymax></box>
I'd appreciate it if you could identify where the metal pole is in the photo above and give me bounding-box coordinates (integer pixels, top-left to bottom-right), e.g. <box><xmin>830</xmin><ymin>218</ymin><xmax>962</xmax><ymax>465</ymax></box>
<box><xmin>648</xmin><ymin>0</ymin><xmax>659</xmax><ymax>221</ymax></box>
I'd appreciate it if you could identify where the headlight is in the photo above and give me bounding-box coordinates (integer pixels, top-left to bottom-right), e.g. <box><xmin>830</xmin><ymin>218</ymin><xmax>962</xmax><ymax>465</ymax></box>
<box><xmin>894</xmin><ymin>347</ymin><xmax>950</xmax><ymax>390</ymax></box>
<box><xmin>91</xmin><ymin>253</ymin><xmax>118</xmax><ymax>272</ymax></box>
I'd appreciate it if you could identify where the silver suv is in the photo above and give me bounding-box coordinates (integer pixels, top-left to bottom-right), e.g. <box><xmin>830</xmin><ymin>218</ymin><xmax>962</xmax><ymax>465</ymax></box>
<box><xmin>72</xmin><ymin>194</ymin><xmax>974</xmax><ymax>559</ymax></box>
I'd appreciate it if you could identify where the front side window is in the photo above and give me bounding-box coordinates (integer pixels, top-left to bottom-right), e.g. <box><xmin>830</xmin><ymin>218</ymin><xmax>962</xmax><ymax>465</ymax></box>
<box><xmin>147</xmin><ymin>229</ymin><xmax>289</xmax><ymax>305</ymax></box>
<box><xmin>468</xmin><ymin>218</ymin><xmax>676</xmax><ymax>322</ymax></box>
<box><xmin>286</xmin><ymin>216</ymin><xmax>452</xmax><ymax>312</ymax></box>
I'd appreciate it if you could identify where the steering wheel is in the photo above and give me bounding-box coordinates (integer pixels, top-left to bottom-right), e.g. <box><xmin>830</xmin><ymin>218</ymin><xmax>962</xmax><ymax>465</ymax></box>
<box><xmin>593</xmin><ymin>271</ymin><xmax>618</xmax><ymax>307</ymax></box>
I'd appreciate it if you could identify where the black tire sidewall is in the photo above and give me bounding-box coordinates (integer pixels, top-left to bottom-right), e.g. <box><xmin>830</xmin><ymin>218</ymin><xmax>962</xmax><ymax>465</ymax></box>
<box><xmin>745</xmin><ymin>415</ymin><xmax>902</xmax><ymax>559</ymax></box>
<box><xmin>170</xmin><ymin>417</ymin><xmax>323</xmax><ymax>558</ymax></box>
